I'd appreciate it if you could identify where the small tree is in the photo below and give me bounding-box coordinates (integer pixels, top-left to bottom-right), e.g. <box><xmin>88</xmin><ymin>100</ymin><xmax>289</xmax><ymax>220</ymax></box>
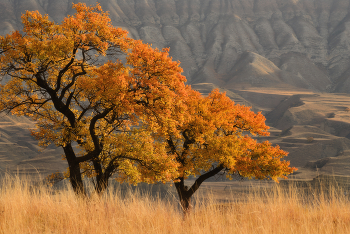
<box><xmin>166</xmin><ymin>89</ymin><xmax>297</xmax><ymax>213</ymax></box>
<box><xmin>0</xmin><ymin>3</ymin><xmax>185</xmax><ymax>195</ymax></box>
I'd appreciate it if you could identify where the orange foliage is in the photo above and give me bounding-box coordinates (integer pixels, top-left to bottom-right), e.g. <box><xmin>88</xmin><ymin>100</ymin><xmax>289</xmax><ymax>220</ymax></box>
<box><xmin>0</xmin><ymin>3</ymin><xmax>295</xmax><ymax>200</ymax></box>
<box><xmin>171</xmin><ymin>88</ymin><xmax>295</xmax><ymax>180</ymax></box>
<box><xmin>166</xmin><ymin>88</ymin><xmax>297</xmax><ymax>212</ymax></box>
<box><xmin>0</xmin><ymin>3</ymin><xmax>185</xmax><ymax>194</ymax></box>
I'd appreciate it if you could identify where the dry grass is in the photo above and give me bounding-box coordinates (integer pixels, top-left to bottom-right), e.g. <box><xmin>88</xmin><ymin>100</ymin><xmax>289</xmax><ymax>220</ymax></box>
<box><xmin>1</xmin><ymin>176</ymin><xmax>350</xmax><ymax>234</ymax></box>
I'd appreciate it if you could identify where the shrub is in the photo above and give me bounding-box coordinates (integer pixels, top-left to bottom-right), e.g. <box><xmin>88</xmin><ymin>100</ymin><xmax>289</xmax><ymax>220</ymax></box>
<box><xmin>307</xmin><ymin>137</ymin><xmax>314</xmax><ymax>143</ymax></box>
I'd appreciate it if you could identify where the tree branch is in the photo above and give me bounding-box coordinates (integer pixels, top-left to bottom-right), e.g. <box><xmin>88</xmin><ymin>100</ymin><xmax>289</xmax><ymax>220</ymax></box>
<box><xmin>187</xmin><ymin>165</ymin><xmax>224</xmax><ymax>197</ymax></box>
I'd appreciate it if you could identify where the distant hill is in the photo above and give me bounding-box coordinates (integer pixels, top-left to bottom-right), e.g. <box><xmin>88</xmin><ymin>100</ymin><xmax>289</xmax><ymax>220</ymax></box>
<box><xmin>1</xmin><ymin>0</ymin><xmax>350</xmax><ymax>92</ymax></box>
<box><xmin>2</xmin><ymin>0</ymin><xmax>350</xmax><ymax>181</ymax></box>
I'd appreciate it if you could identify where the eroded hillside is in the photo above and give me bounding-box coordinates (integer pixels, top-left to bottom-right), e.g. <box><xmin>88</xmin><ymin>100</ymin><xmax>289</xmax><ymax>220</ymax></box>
<box><xmin>1</xmin><ymin>0</ymin><xmax>350</xmax><ymax>92</ymax></box>
<box><xmin>2</xmin><ymin>0</ymin><xmax>350</xmax><ymax>181</ymax></box>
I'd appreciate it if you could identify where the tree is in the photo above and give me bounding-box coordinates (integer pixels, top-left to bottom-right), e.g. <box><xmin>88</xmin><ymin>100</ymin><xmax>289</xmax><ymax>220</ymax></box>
<box><xmin>166</xmin><ymin>88</ymin><xmax>297</xmax><ymax>213</ymax></box>
<box><xmin>0</xmin><ymin>3</ymin><xmax>186</xmax><ymax>195</ymax></box>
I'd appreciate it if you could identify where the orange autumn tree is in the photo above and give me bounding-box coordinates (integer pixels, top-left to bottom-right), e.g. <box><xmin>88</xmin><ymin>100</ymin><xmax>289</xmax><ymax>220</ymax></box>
<box><xmin>166</xmin><ymin>88</ymin><xmax>297</xmax><ymax>212</ymax></box>
<box><xmin>0</xmin><ymin>3</ymin><xmax>186</xmax><ymax>195</ymax></box>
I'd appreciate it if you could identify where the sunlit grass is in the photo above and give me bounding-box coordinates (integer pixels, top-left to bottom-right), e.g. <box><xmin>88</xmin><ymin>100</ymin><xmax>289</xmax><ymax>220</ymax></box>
<box><xmin>1</xmin><ymin>175</ymin><xmax>350</xmax><ymax>234</ymax></box>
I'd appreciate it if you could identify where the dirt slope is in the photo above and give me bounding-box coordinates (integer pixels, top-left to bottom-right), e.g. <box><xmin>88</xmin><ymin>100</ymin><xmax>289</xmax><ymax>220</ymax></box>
<box><xmin>0</xmin><ymin>0</ymin><xmax>349</xmax><ymax>92</ymax></box>
<box><xmin>2</xmin><ymin>0</ymin><xmax>350</xmax><ymax>182</ymax></box>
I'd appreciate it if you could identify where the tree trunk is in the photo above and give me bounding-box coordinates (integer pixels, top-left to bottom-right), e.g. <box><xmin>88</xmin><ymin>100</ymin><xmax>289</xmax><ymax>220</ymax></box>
<box><xmin>174</xmin><ymin>166</ymin><xmax>225</xmax><ymax>215</ymax></box>
<box><xmin>180</xmin><ymin>194</ymin><xmax>192</xmax><ymax>214</ymax></box>
<box><xmin>93</xmin><ymin>157</ymin><xmax>119</xmax><ymax>194</ymax></box>
<box><xmin>174</xmin><ymin>181</ymin><xmax>192</xmax><ymax>215</ymax></box>
<box><xmin>95</xmin><ymin>173</ymin><xmax>109</xmax><ymax>194</ymax></box>
<box><xmin>63</xmin><ymin>145</ymin><xmax>86</xmax><ymax>195</ymax></box>
<box><xmin>92</xmin><ymin>158</ymin><xmax>110</xmax><ymax>194</ymax></box>
<box><xmin>69</xmin><ymin>162</ymin><xmax>86</xmax><ymax>195</ymax></box>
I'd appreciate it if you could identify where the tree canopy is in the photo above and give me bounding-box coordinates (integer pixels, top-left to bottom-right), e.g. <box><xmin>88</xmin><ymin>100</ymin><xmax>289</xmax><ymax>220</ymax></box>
<box><xmin>165</xmin><ymin>88</ymin><xmax>297</xmax><ymax>212</ymax></box>
<box><xmin>0</xmin><ymin>3</ymin><xmax>185</xmax><ymax>194</ymax></box>
<box><xmin>0</xmin><ymin>3</ymin><xmax>296</xmax><ymax>205</ymax></box>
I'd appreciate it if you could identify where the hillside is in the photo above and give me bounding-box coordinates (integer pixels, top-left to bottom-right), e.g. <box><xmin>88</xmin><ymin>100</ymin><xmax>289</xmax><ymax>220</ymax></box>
<box><xmin>1</xmin><ymin>0</ymin><xmax>350</xmax><ymax>182</ymax></box>
<box><xmin>0</xmin><ymin>0</ymin><xmax>350</xmax><ymax>92</ymax></box>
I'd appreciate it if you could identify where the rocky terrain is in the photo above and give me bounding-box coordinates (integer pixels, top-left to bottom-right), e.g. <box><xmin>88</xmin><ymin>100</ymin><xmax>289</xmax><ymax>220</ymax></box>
<box><xmin>2</xmin><ymin>0</ymin><xmax>350</xmax><ymax>183</ymax></box>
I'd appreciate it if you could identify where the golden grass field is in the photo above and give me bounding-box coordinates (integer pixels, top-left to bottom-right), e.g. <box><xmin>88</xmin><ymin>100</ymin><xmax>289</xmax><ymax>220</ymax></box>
<box><xmin>1</xmin><ymin>175</ymin><xmax>350</xmax><ymax>234</ymax></box>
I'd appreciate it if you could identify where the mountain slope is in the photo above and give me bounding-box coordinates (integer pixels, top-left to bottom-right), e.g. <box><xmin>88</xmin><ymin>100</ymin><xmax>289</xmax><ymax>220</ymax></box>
<box><xmin>1</xmin><ymin>0</ymin><xmax>350</xmax><ymax>92</ymax></box>
<box><xmin>2</xmin><ymin>0</ymin><xmax>350</xmax><ymax>180</ymax></box>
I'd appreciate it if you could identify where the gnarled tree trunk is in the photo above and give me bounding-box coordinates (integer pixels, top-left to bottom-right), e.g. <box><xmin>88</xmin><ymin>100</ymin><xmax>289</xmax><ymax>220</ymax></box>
<box><xmin>63</xmin><ymin>145</ymin><xmax>86</xmax><ymax>195</ymax></box>
<box><xmin>174</xmin><ymin>182</ymin><xmax>192</xmax><ymax>214</ymax></box>
<box><xmin>174</xmin><ymin>165</ymin><xmax>225</xmax><ymax>215</ymax></box>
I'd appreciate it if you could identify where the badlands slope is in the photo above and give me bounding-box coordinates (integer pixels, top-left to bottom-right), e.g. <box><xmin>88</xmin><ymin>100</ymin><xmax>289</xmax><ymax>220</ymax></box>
<box><xmin>0</xmin><ymin>0</ymin><xmax>349</xmax><ymax>91</ymax></box>
<box><xmin>1</xmin><ymin>0</ymin><xmax>350</xmax><ymax>182</ymax></box>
